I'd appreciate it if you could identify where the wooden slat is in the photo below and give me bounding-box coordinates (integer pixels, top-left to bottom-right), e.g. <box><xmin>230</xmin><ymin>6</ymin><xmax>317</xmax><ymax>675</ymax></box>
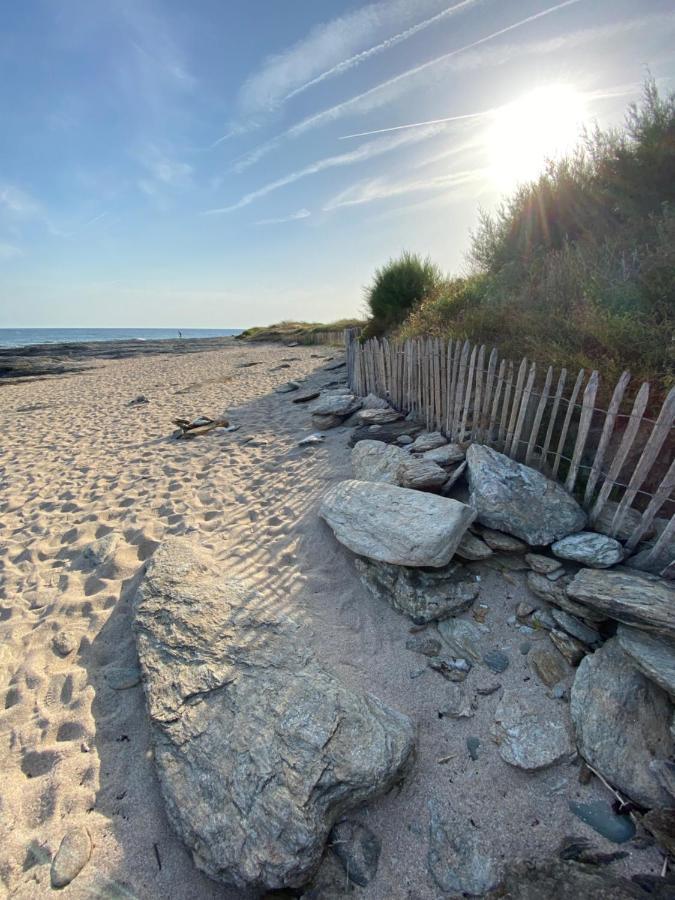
<box><xmin>590</xmin><ymin>381</ymin><xmax>650</xmax><ymax>526</ymax></box>
<box><xmin>525</xmin><ymin>366</ymin><xmax>553</xmax><ymax>467</ymax></box>
<box><xmin>472</xmin><ymin>345</ymin><xmax>485</xmax><ymax>440</ymax></box>
<box><xmin>448</xmin><ymin>339</ymin><xmax>462</xmax><ymax>435</ymax></box>
<box><xmin>439</xmin><ymin>339</ymin><xmax>447</xmax><ymax>433</ymax></box>
<box><xmin>646</xmin><ymin>514</ymin><xmax>675</xmax><ymax>567</ymax></box>
<box><xmin>565</xmin><ymin>370</ymin><xmax>599</xmax><ymax>493</ymax></box>
<box><xmin>541</xmin><ymin>369</ymin><xmax>567</xmax><ymax>465</ymax></box>
<box><xmin>444</xmin><ymin>341</ymin><xmax>454</xmax><ymax>433</ymax></box>
<box><xmin>479</xmin><ymin>348</ymin><xmax>498</xmax><ymax>443</ymax></box>
<box><xmin>498</xmin><ymin>360</ymin><xmax>514</xmax><ymax>445</ymax></box>
<box><xmin>582</xmin><ymin>371</ymin><xmax>631</xmax><ymax>507</ymax></box>
<box><xmin>459</xmin><ymin>344</ymin><xmax>477</xmax><ymax>443</ymax></box>
<box><xmin>488</xmin><ymin>359</ymin><xmax>506</xmax><ymax>446</ymax></box>
<box><xmin>609</xmin><ymin>385</ymin><xmax>675</xmax><ymax>538</ymax></box>
<box><xmin>505</xmin><ymin>358</ymin><xmax>528</xmax><ymax>457</ymax></box>
<box><xmin>434</xmin><ymin>338</ymin><xmax>442</xmax><ymax>430</ymax></box>
<box><xmin>552</xmin><ymin>368</ymin><xmax>585</xmax><ymax>478</ymax></box>
<box><xmin>624</xmin><ymin>457</ymin><xmax>675</xmax><ymax>552</ymax></box>
<box><xmin>510</xmin><ymin>362</ymin><xmax>536</xmax><ymax>460</ymax></box>
<box><xmin>453</xmin><ymin>341</ymin><xmax>470</xmax><ymax>441</ymax></box>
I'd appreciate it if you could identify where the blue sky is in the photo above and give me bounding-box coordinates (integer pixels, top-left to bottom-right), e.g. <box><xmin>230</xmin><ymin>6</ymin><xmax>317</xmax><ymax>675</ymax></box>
<box><xmin>1</xmin><ymin>0</ymin><xmax>674</xmax><ymax>327</ymax></box>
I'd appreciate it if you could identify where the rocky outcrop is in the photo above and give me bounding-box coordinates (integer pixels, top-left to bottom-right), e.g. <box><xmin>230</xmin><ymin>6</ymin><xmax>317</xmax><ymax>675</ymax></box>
<box><xmin>354</xmin><ymin>557</ymin><xmax>479</xmax><ymax>624</ymax></box>
<box><xmin>132</xmin><ymin>539</ymin><xmax>415</xmax><ymax>893</ymax></box>
<box><xmin>617</xmin><ymin>625</ymin><xmax>675</xmax><ymax>699</ymax></box>
<box><xmin>551</xmin><ymin>532</ymin><xmax>623</xmax><ymax>568</ymax></box>
<box><xmin>566</xmin><ymin>568</ymin><xmax>675</xmax><ymax>638</ymax></box>
<box><xmin>465</xmin><ymin>445</ymin><xmax>586</xmax><ymax>545</ymax></box>
<box><xmin>320</xmin><ymin>480</ymin><xmax>475</xmax><ymax>567</ymax></box>
<box><xmin>570</xmin><ymin>638</ymin><xmax>674</xmax><ymax>809</ymax></box>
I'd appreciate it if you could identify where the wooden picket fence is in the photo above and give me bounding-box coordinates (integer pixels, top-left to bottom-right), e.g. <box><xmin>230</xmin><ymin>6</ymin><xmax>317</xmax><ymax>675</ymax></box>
<box><xmin>297</xmin><ymin>330</ymin><xmax>345</xmax><ymax>346</ymax></box>
<box><xmin>344</xmin><ymin>328</ymin><xmax>675</xmax><ymax>576</ymax></box>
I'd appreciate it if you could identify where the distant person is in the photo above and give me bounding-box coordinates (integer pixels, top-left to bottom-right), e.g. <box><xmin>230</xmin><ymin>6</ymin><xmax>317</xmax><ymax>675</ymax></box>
<box><xmin>178</xmin><ymin>330</ymin><xmax>182</xmax><ymax>340</ymax></box>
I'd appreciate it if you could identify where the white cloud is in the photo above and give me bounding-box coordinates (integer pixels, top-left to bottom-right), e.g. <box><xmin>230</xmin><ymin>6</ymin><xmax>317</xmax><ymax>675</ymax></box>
<box><xmin>0</xmin><ymin>241</ymin><xmax>23</xmax><ymax>261</ymax></box>
<box><xmin>323</xmin><ymin>167</ymin><xmax>486</xmax><ymax>210</ymax></box>
<box><xmin>254</xmin><ymin>209</ymin><xmax>311</xmax><ymax>226</ymax></box>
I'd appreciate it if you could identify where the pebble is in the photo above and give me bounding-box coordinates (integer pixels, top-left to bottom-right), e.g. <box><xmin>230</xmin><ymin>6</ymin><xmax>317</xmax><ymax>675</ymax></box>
<box><xmin>482</xmin><ymin>649</ymin><xmax>510</xmax><ymax>673</ymax></box>
<box><xmin>429</xmin><ymin>656</ymin><xmax>471</xmax><ymax>682</ymax></box>
<box><xmin>530</xmin><ymin>648</ymin><xmax>568</xmax><ymax>687</ymax></box>
<box><xmin>52</xmin><ymin>630</ymin><xmax>78</xmax><ymax>657</ymax></box>
<box><xmin>476</xmin><ymin>682</ymin><xmax>501</xmax><ymax>696</ymax></box>
<box><xmin>50</xmin><ymin>828</ymin><xmax>92</xmax><ymax>888</ymax></box>
<box><xmin>396</xmin><ymin>435</ymin><xmax>413</xmax><ymax>445</ymax></box>
<box><xmin>298</xmin><ymin>433</ymin><xmax>325</xmax><ymax>447</ymax></box>
<box><xmin>516</xmin><ymin>600</ymin><xmax>536</xmax><ymax>619</ymax></box>
<box><xmin>466</xmin><ymin>737</ymin><xmax>481</xmax><ymax>760</ymax></box>
<box><xmin>330</xmin><ymin>820</ymin><xmax>381</xmax><ymax>888</ymax></box>
<box><xmin>569</xmin><ymin>801</ymin><xmax>636</xmax><ymax>844</ymax></box>
<box><xmin>519</xmin><ymin>642</ymin><xmax>532</xmax><ymax>655</ymax></box>
<box><xmin>406</xmin><ymin>635</ymin><xmax>442</xmax><ymax>657</ymax></box>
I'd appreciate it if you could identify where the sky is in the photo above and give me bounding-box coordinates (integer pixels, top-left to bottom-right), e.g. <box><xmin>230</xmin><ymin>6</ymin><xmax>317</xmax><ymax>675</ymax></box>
<box><xmin>1</xmin><ymin>0</ymin><xmax>674</xmax><ymax>328</ymax></box>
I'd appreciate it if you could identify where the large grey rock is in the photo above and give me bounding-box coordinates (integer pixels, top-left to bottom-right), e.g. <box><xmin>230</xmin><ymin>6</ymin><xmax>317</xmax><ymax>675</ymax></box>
<box><xmin>312</xmin><ymin>413</ymin><xmax>344</xmax><ymax>430</ymax></box>
<box><xmin>570</xmin><ymin>638</ymin><xmax>674</xmax><ymax>809</ymax></box>
<box><xmin>493</xmin><ymin>858</ymin><xmax>659</xmax><ymax>899</ymax></box>
<box><xmin>354</xmin><ymin>557</ymin><xmax>479</xmax><ymax>624</ymax></box>
<box><xmin>466</xmin><ymin>445</ymin><xmax>586</xmax><ymax>545</ymax></box>
<box><xmin>526</xmin><ymin>572</ymin><xmax>606</xmax><ymax>622</ymax></box>
<box><xmin>411</xmin><ymin>432</ymin><xmax>447</xmax><ymax>453</ymax></box>
<box><xmin>320</xmin><ymin>480</ymin><xmax>476</xmax><ymax>568</ymax></box>
<box><xmin>551</xmin><ymin>532</ymin><xmax>623</xmax><ymax>568</ymax></box>
<box><xmin>396</xmin><ymin>457</ymin><xmax>448</xmax><ymax>491</ymax></box>
<box><xmin>349</xmin><ymin>421</ymin><xmax>422</xmax><ymax>447</ymax></box>
<box><xmin>617</xmin><ymin>625</ymin><xmax>675</xmax><ymax>699</ymax></box>
<box><xmin>133</xmin><ymin>539</ymin><xmax>415</xmax><ymax>892</ymax></box>
<box><xmin>492</xmin><ymin>691</ymin><xmax>573</xmax><ymax>770</ymax></box>
<box><xmin>354</xmin><ymin>407</ymin><xmax>401</xmax><ymax>426</ymax></box>
<box><xmin>422</xmin><ymin>444</ymin><xmax>465</xmax><ymax>466</ymax></box>
<box><xmin>351</xmin><ymin>440</ymin><xmax>405</xmax><ymax>484</ymax></box>
<box><xmin>428</xmin><ymin>801</ymin><xmax>499</xmax><ymax>896</ymax></box>
<box><xmin>309</xmin><ymin>391</ymin><xmax>362</xmax><ymax>418</ymax></box>
<box><xmin>566</xmin><ymin>568</ymin><xmax>675</xmax><ymax>638</ymax></box>
<box><xmin>549</xmin><ymin>608</ymin><xmax>600</xmax><ymax>646</ymax></box>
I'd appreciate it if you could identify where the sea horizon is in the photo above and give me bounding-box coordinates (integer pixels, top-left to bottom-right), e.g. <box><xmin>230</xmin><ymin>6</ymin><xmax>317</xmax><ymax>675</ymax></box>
<box><xmin>0</xmin><ymin>327</ymin><xmax>242</xmax><ymax>350</ymax></box>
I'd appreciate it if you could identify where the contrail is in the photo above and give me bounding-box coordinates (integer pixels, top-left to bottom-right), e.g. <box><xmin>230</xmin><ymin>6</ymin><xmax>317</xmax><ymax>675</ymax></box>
<box><xmin>339</xmin><ymin>109</ymin><xmax>490</xmax><ymax>140</ymax></box>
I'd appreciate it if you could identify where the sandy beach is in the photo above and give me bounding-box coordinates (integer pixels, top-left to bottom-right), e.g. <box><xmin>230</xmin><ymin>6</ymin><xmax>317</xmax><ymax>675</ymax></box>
<box><xmin>0</xmin><ymin>339</ymin><xmax>664</xmax><ymax>899</ymax></box>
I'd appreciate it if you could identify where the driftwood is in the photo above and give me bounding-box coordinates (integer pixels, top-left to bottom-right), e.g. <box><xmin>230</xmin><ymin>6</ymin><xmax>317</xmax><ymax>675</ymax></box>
<box><xmin>172</xmin><ymin>416</ymin><xmax>229</xmax><ymax>439</ymax></box>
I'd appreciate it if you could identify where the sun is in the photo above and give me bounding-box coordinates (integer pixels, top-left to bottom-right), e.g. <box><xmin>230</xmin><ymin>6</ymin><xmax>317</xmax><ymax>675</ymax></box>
<box><xmin>488</xmin><ymin>84</ymin><xmax>587</xmax><ymax>192</ymax></box>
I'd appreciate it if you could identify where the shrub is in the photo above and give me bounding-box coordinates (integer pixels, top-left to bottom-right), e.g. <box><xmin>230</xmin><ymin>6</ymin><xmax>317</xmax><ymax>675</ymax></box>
<box><xmin>362</xmin><ymin>251</ymin><xmax>443</xmax><ymax>339</ymax></box>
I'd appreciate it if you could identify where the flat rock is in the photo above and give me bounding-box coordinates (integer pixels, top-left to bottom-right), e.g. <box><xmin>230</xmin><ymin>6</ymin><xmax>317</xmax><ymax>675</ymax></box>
<box><xmin>275</xmin><ymin>381</ymin><xmax>301</xmax><ymax>393</ymax></box>
<box><xmin>569</xmin><ymin>801</ymin><xmax>636</xmax><ymax>844</ymax></box>
<box><xmin>104</xmin><ymin>666</ymin><xmax>141</xmax><ymax>690</ymax></box>
<box><xmin>570</xmin><ymin>638</ymin><xmax>674</xmax><ymax>809</ymax></box>
<box><xmin>349</xmin><ymin>421</ymin><xmax>422</xmax><ymax>446</ymax></box>
<box><xmin>320</xmin><ymin>480</ymin><xmax>475</xmax><ymax>568</ymax></box>
<box><xmin>132</xmin><ymin>539</ymin><xmax>414</xmax><ymax>892</ymax></box>
<box><xmin>50</xmin><ymin>828</ymin><xmax>91</xmax><ymax>888</ymax></box>
<box><xmin>351</xmin><ymin>440</ymin><xmax>405</xmax><ymax>484</ymax></box>
<box><xmin>312</xmin><ymin>413</ymin><xmax>344</xmax><ymax>430</ymax></box>
<box><xmin>466</xmin><ymin>444</ymin><xmax>586</xmax><ymax>545</ymax></box>
<box><xmin>626</xmin><ymin>544</ymin><xmax>673</xmax><ymax>577</ymax></box>
<box><xmin>529</xmin><ymin>648</ymin><xmax>569</xmax><ymax>687</ymax></box>
<box><xmin>428</xmin><ymin>801</ymin><xmax>499</xmax><ymax>896</ymax></box>
<box><xmin>566</xmin><ymin>568</ymin><xmax>675</xmax><ymax>638</ymax></box>
<box><xmin>481</xmin><ymin>529</ymin><xmax>528</xmax><ymax>553</ymax></box>
<box><xmin>526</xmin><ymin>572</ymin><xmax>606</xmax><ymax>622</ymax></box>
<box><xmin>550</xmin><ymin>609</ymin><xmax>600</xmax><ymax>646</ymax></box>
<box><xmin>406</xmin><ymin>634</ymin><xmax>442</xmax><ymax>657</ymax></box>
<box><xmin>329</xmin><ymin>820</ymin><xmax>380</xmax><ymax>887</ymax></box>
<box><xmin>292</xmin><ymin>391</ymin><xmax>321</xmax><ymax>404</ymax></box>
<box><xmin>494</xmin><ymin>858</ymin><xmax>653</xmax><ymax>899</ymax></box>
<box><xmin>549</xmin><ymin>629</ymin><xmax>587</xmax><ymax>666</ymax></box>
<box><xmin>492</xmin><ymin>691</ymin><xmax>573</xmax><ymax>770</ymax></box>
<box><xmin>354</xmin><ymin>407</ymin><xmax>401</xmax><ymax>425</ymax></box>
<box><xmin>80</xmin><ymin>532</ymin><xmax>120</xmax><ymax>569</ymax></box>
<box><xmin>437</xmin><ymin>618</ymin><xmax>484</xmax><ymax>663</ymax></box>
<box><xmin>354</xmin><ymin>557</ymin><xmax>479</xmax><ymax>624</ymax></box>
<box><xmin>422</xmin><ymin>444</ymin><xmax>465</xmax><ymax>466</ymax></box>
<box><xmin>456</xmin><ymin>532</ymin><xmax>493</xmax><ymax>561</ymax></box>
<box><xmin>525</xmin><ymin>553</ymin><xmax>563</xmax><ymax>575</ymax></box>
<box><xmin>361</xmin><ymin>393</ymin><xmax>391</xmax><ymax>410</ymax></box>
<box><xmin>440</xmin><ymin>461</ymin><xmax>467</xmax><ymax>494</ymax></box>
<box><xmin>483</xmin><ymin>649</ymin><xmax>510</xmax><ymax>673</ymax></box>
<box><xmin>299</xmin><ymin>433</ymin><xmax>326</xmax><ymax>447</ymax></box>
<box><xmin>310</xmin><ymin>391</ymin><xmax>361</xmax><ymax>418</ymax></box>
<box><xmin>396</xmin><ymin>457</ymin><xmax>448</xmax><ymax>491</ymax></box>
<box><xmin>643</xmin><ymin>808</ymin><xmax>675</xmax><ymax>855</ymax></box>
<box><xmin>617</xmin><ymin>625</ymin><xmax>675</xmax><ymax>699</ymax></box>
<box><xmin>411</xmin><ymin>432</ymin><xmax>447</xmax><ymax>453</ymax></box>
<box><xmin>438</xmin><ymin>684</ymin><xmax>474</xmax><ymax>719</ymax></box>
<box><xmin>551</xmin><ymin>532</ymin><xmax>623</xmax><ymax>568</ymax></box>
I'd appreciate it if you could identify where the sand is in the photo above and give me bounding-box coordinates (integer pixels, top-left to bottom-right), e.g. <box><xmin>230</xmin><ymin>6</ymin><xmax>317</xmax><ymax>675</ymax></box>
<box><xmin>0</xmin><ymin>340</ymin><xmax>664</xmax><ymax>898</ymax></box>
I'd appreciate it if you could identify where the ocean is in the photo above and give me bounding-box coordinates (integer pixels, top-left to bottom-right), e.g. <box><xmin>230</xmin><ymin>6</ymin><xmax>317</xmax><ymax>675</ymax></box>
<box><xmin>0</xmin><ymin>328</ymin><xmax>242</xmax><ymax>350</ymax></box>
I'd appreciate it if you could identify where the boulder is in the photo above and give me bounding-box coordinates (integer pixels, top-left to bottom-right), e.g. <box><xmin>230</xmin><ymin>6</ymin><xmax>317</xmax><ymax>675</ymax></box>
<box><xmin>396</xmin><ymin>457</ymin><xmax>448</xmax><ymax>491</ymax></box>
<box><xmin>309</xmin><ymin>391</ymin><xmax>362</xmax><ymax>418</ymax></box>
<box><xmin>428</xmin><ymin>801</ymin><xmax>499</xmax><ymax>896</ymax></box>
<box><xmin>351</xmin><ymin>440</ymin><xmax>405</xmax><ymax>484</ymax></box>
<box><xmin>349</xmin><ymin>421</ymin><xmax>423</xmax><ymax>447</ymax></box>
<box><xmin>422</xmin><ymin>444</ymin><xmax>465</xmax><ymax>466</ymax></box>
<box><xmin>354</xmin><ymin>557</ymin><xmax>479</xmax><ymax>624</ymax></box>
<box><xmin>551</xmin><ymin>532</ymin><xmax>623</xmax><ymax>568</ymax></box>
<box><xmin>570</xmin><ymin>638</ymin><xmax>674</xmax><ymax>809</ymax></box>
<box><xmin>494</xmin><ymin>858</ymin><xmax>660</xmax><ymax>899</ymax></box>
<box><xmin>626</xmin><ymin>544</ymin><xmax>673</xmax><ymax>578</ymax></box>
<box><xmin>617</xmin><ymin>625</ymin><xmax>675</xmax><ymax>699</ymax></box>
<box><xmin>466</xmin><ymin>445</ymin><xmax>586</xmax><ymax>545</ymax></box>
<box><xmin>354</xmin><ymin>408</ymin><xmax>401</xmax><ymax>426</ymax></box>
<box><xmin>492</xmin><ymin>691</ymin><xmax>573</xmax><ymax>770</ymax></box>
<box><xmin>566</xmin><ymin>568</ymin><xmax>675</xmax><ymax>638</ymax></box>
<box><xmin>320</xmin><ymin>480</ymin><xmax>475</xmax><ymax>568</ymax></box>
<box><xmin>411</xmin><ymin>432</ymin><xmax>447</xmax><ymax>453</ymax></box>
<box><xmin>132</xmin><ymin>539</ymin><xmax>415</xmax><ymax>892</ymax></box>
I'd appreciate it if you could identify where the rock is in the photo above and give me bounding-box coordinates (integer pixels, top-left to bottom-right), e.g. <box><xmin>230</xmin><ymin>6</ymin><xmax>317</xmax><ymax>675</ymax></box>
<box><xmin>558</xmin><ymin>834</ymin><xmax>629</xmax><ymax>865</ymax></box>
<box><xmin>396</xmin><ymin>434</ymin><xmax>413</xmax><ymax>445</ymax></box>
<box><xmin>406</xmin><ymin>635</ymin><xmax>442</xmax><ymax>657</ymax></box>
<box><xmin>438</xmin><ymin>684</ymin><xmax>474</xmax><ymax>719</ymax></box>
<box><xmin>531</xmin><ymin>608</ymin><xmax>556</xmax><ymax>631</ymax></box>
<box><xmin>329</xmin><ymin>820</ymin><xmax>380</xmax><ymax>887</ymax></box>
<box><xmin>310</xmin><ymin>391</ymin><xmax>361</xmax><ymax>418</ymax></box>
<box><xmin>483</xmin><ymin>649</ymin><xmax>510</xmax><ymax>673</ymax></box>
<box><xmin>299</xmin><ymin>433</ymin><xmax>326</xmax><ymax>447</ymax></box>
<box><xmin>320</xmin><ymin>480</ymin><xmax>476</xmax><ymax>568</ymax></box>
<box><xmin>570</xmin><ymin>638</ymin><xmax>674</xmax><ymax>809</ymax></box>
<box><xmin>568</xmin><ymin>801</ymin><xmax>636</xmax><ymax>844</ymax></box>
<box><xmin>530</xmin><ymin>648</ymin><xmax>569</xmax><ymax>687</ymax></box>
<box><xmin>52</xmin><ymin>630</ymin><xmax>78</xmax><ymax>657</ymax></box>
<box><xmin>617</xmin><ymin>625</ymin><xmax>675</xmax><ymax>699</ymax></box>
<box><xmin>626</xmin><ymin>544</ymin><xmax>673</xmax><ymax>577</ymax></box>
<box><xmin>551</xmin><ymin>532</ymin><xmax>623</xmax><ymax>568</ymax></box>
<box><xmin>456</xmin><ymin>532</ymin><xmax>493</xmax><ymax>561</ymax></box>
<box><xmin>437</xmin><ymin>618</ymin><xmax>484</xmax><ymax>663</ymax></box>
<box><xmin>361</xmin><ymin>393</ymin><xmax>391</xmax><ymax>410</ymax></box>
<box><xmin>550</xmin><ymin>609</ymin><xmax>601</xmax><ymax>646</ymax></box>
<box><xmin>50</xmin><ymin>827</ymin><xmax>91</xmax><ymax>888</ymax></box>
<box><xmin>466</xmin><ymin>444</ymin><xmax>586</xmax><ymax>545</ymax></box>
<box><xmin>593</xmin><ymin>500</ymin><xmax>650</xmax><ymax>542</ymax></box>
<box><xmin>353</xmin><ymin>557</ymin><xmax>479</xmax><ymax>624</ymax></box>
<box><xmin>429</xmin><ymin>656</ymin><xmax>471</xmax><ymax>682</ymax></box>
<box><xmin>396</xmin><ymin>457</ymin><xmax>448</xmax><ymax>491</ymax></box>
<box><xmin>525</xmin><ymin>553</ymin><xmax>563</xmax><ymax>575</ymax></box>
<box><xmin>492</xmin><ymin>691</ymin><xmax>573</xmax><ymax>769</ymax></box>
<box><xmin>527</xmin><ymin>572</ymin><xmax>606</xmax><ymax>623</ymax></box>
<box><xmin>292</xmin><ymin>390</ymin><xmax>321</xmax><ymax>404</ymax></box>
<box><xmin>481</xmin><ymin>529</ymin><xmax>528</xmax><ymax>553</ymax></box>
<box><xmin>354</xmin><ymin>407</ymin><xmax>401</xmax><ymax>425</ymax></box>
<box><xmin>81</xmin><ymin>532</ymin><xmax>119</xmax><ymax>568</ymax></box>
<box><xmin>642</xmin><ymin>808</ymin><xmax>675</xmax><ymax>855</ymax></box>
<box><xmin>467</xmin><ymin>736</ymin><xmax>481</xmax><ymax>760</ymax></box>
<box><xmin>427</xmin><ymin>801</ymin><xmax>499</xmax><ymax>896</ymax></box>
<box><xmin>440</xmin><ymin>461</ymin><xmax>468</xmax><ymax>493</ymax></box>
<box><xmin>547</xmin><ymin>568</ymin><xmax>568</xmax><ymax>581</ymax></box>
<box><xmin>549</xmin><ymin>629</ymin><xmax>587</xmax><ymax>666</ymax></box>
<box><xmin>349</xmin><ymin>421</ymin><xmax>422</xmax><ymax>447</ymax></box>
<box><xmin>351</xmin><ymin>440</ymin><xmax>405</xmax><ymax>484</ymax></box>
<box><xmin>566</xmin><ymin>568</ymin><xmax>675</xmax><ymax>638</ymax></box>
<box><xmin>477</xmin><ymin>682</ymin><xmax>501</xmax><ymax>696</ymax></box>
<box><xmin>128</xmin><ymin>394</ymin><xmax>149</xmax><ymax>406</ymax></box>
<box><xmin>422</xmin><ymin>444</ymin><xmax>465</xmax><ymax>466</ymax></box>
<box><xmin>411</xmin><ymin>432</ymin><xmax>447</xmax><ymax>453</ymax></box>
<box><xmin>104</xmin><ymin>666</ymin><xmax>141</xmax><ymax>690</ymax></box>
<box><xmin>495</xmin><ymin>858</ymin><xmax>651</xmax><ymax>899</ymax></box>
<box><xmin>312</xmin><ymin>413</ymin><xmax>344</xmax><ymax>430</ymax></box>
<box><xmin>133</xmin><ymin>539</ymin><xmax>414</xmax><ymax>892</ymax></box>
<box><xmin>275</xmin><ymin>381</ymin><xmax>301</xmax><ymax>393</ymax></box>
<box><xmin>516</xmin><ymin>600</ymin><xmax>536</xmax><ymax>619</ymax></box>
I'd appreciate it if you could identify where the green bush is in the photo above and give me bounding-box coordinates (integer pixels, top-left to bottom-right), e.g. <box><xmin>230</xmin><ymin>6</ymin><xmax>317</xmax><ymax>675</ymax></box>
<box><xmin>362</xmin><ymin>251</ymin><xmax>443</xmax><ymax>339</ymax></box>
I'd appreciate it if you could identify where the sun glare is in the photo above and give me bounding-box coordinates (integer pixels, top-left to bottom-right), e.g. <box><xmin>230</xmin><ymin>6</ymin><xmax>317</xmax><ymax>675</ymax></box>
<box><xmin>488</xmin><ymin>84</ymin><xmax>587</xmax><ymax>192</ymax></box>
